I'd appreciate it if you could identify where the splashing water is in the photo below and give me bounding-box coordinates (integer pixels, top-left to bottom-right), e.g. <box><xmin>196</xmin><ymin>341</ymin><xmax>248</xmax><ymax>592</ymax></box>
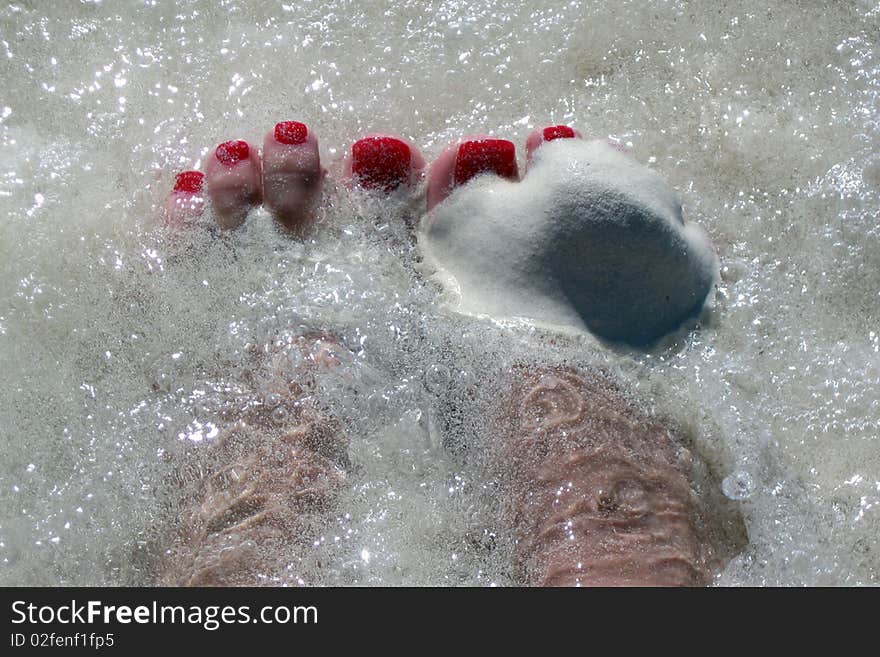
<box><xmin>0</xmin><ymin>1</ymin><xmax>878</xmax><ymax>586</ymax></box>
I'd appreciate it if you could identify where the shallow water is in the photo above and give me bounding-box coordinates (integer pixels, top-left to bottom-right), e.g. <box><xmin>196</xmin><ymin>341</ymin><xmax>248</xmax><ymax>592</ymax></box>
<box><xmin>1</xmin><ymin>0</ymin><xmax>878</xmax><ymax>586</ymax></box>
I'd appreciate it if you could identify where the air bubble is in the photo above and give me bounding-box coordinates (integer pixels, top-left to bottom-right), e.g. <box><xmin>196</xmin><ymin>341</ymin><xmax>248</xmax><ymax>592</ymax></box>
<box><xmin>271</xmin><ymin>406</ymin><xmax>289</xmax><ymax>425</ymax></box>
<box><xmin>423</xmin><ymin>363</ymin><xmax>451</xmax><ymax>393</ymax></box>
<box><xmin>722</xmin><ymin>471</ymin><xmax>755</xmax><ymax>500</ymax></box>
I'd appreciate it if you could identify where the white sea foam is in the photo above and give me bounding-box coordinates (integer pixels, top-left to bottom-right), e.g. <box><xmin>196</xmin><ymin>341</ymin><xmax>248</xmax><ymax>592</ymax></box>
<box><xmin>420</xmin><ymin>138</ymin><xmax>719</xmax><ymax>346</ymax></box>
<box><xmin>0</xmin><ymin>1</ymin><xmax>878</xmax><ymax>586</ymax></box>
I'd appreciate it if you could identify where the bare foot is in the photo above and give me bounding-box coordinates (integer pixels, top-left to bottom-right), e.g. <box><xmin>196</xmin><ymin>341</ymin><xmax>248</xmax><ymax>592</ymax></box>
<box><xmin>156</xmin><ymin>125</ymin><xmax>425</xmax><ymax>586</ymax></box>
<box><xmin>497</xmin><ymin>366</ymin><xmax>720</xmax><ymax>586</ymax></box>
<box><xmin>162</xmin><ymin>124</ymin><xmax>424</xmax><ymax>236</ymax></box>
<box><xmin>157</xmin><ymin>336</ymin><xmax>351</xmax><ymax>586</ymax></box>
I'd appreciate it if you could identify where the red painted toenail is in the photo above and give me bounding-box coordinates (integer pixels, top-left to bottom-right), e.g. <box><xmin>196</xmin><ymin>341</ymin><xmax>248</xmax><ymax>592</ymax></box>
<box><xmin>274</xmin><ymin>121</ymin><xmax>308</xmax><ymax>145</ymax></box>
<box><xmin>351</xmin><ymin>136</ymin><xmax>412</xmax><ymax>191</ymax></box>
<box><xmin>215</xmin><ymin>140</ymin><xmax>250</xmax><ymax>165</ymax></box>
<box><xmin>454</xmin><ymin>139</ymin><xmax>518</xmax><ymax>186</ymax></box>
<box><xmin>173</xmin><ymin>170</ymin><xmax>204</xmax><ymax>193</ymax></box>
<box><xmin>543</xmin><ymin>125</ymin><xmax>576</xmax><ymax>141</ymax></box>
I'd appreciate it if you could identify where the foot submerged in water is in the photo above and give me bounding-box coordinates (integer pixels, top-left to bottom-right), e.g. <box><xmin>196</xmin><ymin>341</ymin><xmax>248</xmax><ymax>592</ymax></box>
<box><xmin>157</xmin><ymin>121</ymin><xmax>735</xmax><ymax>587</ymax></box>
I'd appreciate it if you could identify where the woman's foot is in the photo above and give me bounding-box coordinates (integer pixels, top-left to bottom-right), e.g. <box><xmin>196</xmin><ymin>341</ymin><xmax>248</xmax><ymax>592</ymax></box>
<box><xmin>162</xmin><ymin>123</ymin><xmax>424</xmax><ymax>235</ymax></box>
<box><xmin>496</xmin><ymin>367</ymin><xmax>717</xmax><ymax>586</ymax></box>
<box><xmin>158</xmin><ymin>335</ymin><xmax>353</xmax><ymax>587</ymax></box>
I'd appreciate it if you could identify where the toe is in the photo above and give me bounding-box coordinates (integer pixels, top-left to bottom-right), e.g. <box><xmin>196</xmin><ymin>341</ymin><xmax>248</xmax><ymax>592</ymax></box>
<box><xmin>525</xmin><ymin>125</ymin><xmax>582</xmax><ymax>167</ymax></box>
<box><xmin>163</xmin><ymin>170</ymin><xmax>205</xmax><ymax>229</ymax></box>
<box><xmin>262</xmin><ymin>121</ymin><xmax>323</xmax><ymax>234</ymax></box>
<box><xmin>426</xmin><ymin>136</ymin><xmax>518</xmax><ymax>211</ymax></box>
<box><xmin>345</xmin><ymin>134</ymin><xmax>425</xmax><ymax>192</ymax></box>
<box><xmin>205</xmin><ymin>139</ymin><xmax>262</xmax><ymax>230</ymax></box>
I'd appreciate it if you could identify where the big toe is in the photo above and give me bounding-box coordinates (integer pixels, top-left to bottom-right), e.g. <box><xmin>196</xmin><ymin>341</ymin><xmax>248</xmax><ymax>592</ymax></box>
<box><xmin>346</xmin><ymin>134</ymin><xmax>426</xmax><ymax>192</ymax></box>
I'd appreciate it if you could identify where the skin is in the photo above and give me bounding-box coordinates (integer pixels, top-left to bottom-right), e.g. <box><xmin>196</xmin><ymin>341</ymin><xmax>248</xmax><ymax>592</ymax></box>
<box><xmin>159</xmin><ymin>361</ymin><xmax>717</xmax><ymax>587</ymax></box>
<box><xmin>204</xmin><ymin>141</ymin><xmax>263</xmax><ymax>231</ymax></box>
<box><xmin>166</xmin><ymin>129</ymin><xmax>421</xmax><ymax>234</ymax></box>
<box><xmin>158</xmin><ymin>338</ymin><xmax>350</xmax><ymax>587</ymax></box>
<box><xmin>496</xmin><ymin>367</ymin><xmax>713</xmax><ymax>586</ymax></box>
<box><xmin>340</xmin><ymin>133</ymin><xmax>426</xmax><ymax>188</ymax></box>
<box><xmin>162</xmin><ymin>182</ymin><xmax>204</xmax><ymax>230</ymax></box>
<box><xmin>261</xmin><ymin>127</ymin><xmax>324</xmax><ymax>235</ymax></box>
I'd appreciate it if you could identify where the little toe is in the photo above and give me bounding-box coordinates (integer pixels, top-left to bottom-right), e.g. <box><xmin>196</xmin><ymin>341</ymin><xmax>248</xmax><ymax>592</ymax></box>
<box><xmin>205</xmin><ymin>139</ymin><xmax>263</xmax><ymax>230</ymax></box>
<box><xmin>163</xmin><ymin>170</ymin><xmax>205</xmax><ymax>230</ymax></box>
<box><xmin>262</xmin><ymin>121</ymin><xmax>324</xmax><ymax>235</ymax></box>
<box><xmin>345</xmin><ymin>134</ymin><xmax>425</xmax><ymax>192</ymax></box>
<box><xmin>426</xmin><ymin>136</ymin><xmax>519</xmax><ymax>211</ymax></box>
<box><xmin>524</xmin><ymin>125</ymin><xmax>582</xmax><ymax>168</ymax></box>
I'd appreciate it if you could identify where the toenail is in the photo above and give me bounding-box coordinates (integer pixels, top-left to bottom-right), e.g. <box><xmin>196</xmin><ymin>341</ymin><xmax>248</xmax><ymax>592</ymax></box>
<box><xmin>173</xmin><ymin>170</ymin><xmax>204</xmax><ymax>193</ymax></box>
<box><xmin>274</xmin><ymin>121</ymin><xmax>309</xmax><ymax>145</ymax></box>
<box><xmin>453</xmin><ymin>138</ymin><xmax>518</xmax><ymax>186</ymax></box>
<box><xmin>351</xmin><ymin>136</ymin><xmax>412</xmax><ymax>191</ymax></box>
<box><xmin>543</xmin><ymin>125</ymin><xmax>576</xmax><ymax>141</ymax></box>
<box><xmin>215</xmin><ymin>140</ymin><xmax>250</xmax><ymax>165</ymax></box>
